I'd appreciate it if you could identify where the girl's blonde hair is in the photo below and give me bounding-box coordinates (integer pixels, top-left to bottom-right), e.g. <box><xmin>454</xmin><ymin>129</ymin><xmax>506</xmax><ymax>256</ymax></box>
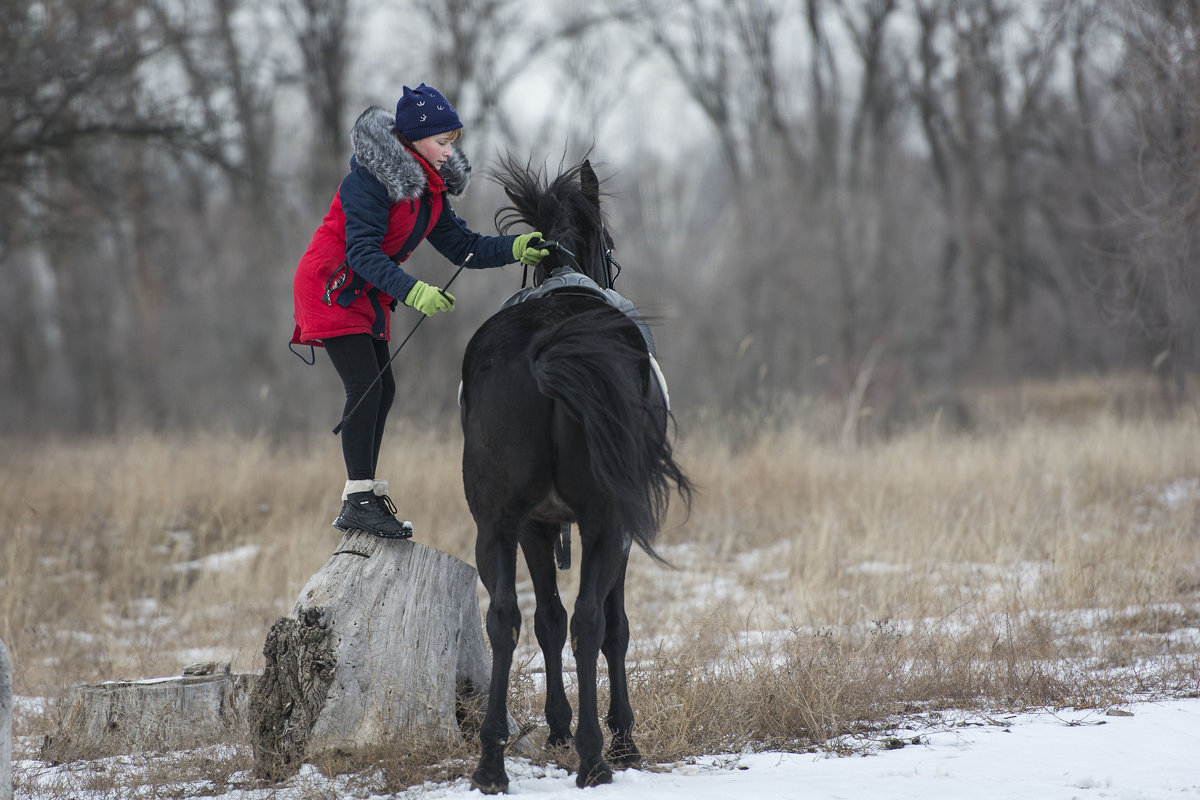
<box><xmin>394</xmin><ymin>127</ymin><xmax>462</xmax><ymax>147</ymax></box>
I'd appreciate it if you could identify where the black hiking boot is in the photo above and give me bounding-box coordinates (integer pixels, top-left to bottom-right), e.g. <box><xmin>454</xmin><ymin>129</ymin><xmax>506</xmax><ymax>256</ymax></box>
<box><xmin>333</xmin><ymin>491</ymin><xmax>413</xmax><ymax>539</ymax></box>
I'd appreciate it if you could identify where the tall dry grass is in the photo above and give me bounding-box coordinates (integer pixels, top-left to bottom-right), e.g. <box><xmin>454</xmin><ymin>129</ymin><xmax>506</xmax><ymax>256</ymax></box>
<box><xmin>2</xmin><ymin>374</ymin><xmax>1199</xmax><ymax>787</ymax></box>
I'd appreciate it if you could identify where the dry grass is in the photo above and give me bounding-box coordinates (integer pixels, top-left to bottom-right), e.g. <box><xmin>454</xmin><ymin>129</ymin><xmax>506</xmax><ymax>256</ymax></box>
<box><xmin>3</xmin><ymin>374</ymin><xmax>1200</xmax><ymax>793</ymax></box>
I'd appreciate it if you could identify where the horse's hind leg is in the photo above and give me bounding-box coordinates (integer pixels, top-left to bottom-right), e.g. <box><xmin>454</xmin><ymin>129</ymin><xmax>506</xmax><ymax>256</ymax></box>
<box><xmin>571</xmin><ymin>528</ymin><xmax>626</xmax><ymax>788</ymax></box>
<box><xmin>471</xmin><ymin>522</ymin><xmax>521</xmax><ymax>795</ymax></box>
<box><xmin>519</xmin><ymin>523</ymin><xmax>573</xmax><ymax>748</ymax></box>
<box><xmin>602</xmin><ymin>552</ymin><xmax>641</xmax><ymax>768</ymax></box>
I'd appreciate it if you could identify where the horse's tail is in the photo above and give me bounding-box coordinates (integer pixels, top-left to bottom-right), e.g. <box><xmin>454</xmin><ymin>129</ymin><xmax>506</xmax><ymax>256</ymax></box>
<box><xmin>529</xmin><ymin>307</ymin><xmax>693</xmax><ymax>560</ymax></box>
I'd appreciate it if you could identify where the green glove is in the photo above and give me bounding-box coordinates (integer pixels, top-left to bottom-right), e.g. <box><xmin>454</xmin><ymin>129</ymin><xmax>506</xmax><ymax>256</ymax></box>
<box><xmin>513</xmin><ymin>231</ymin><xmax>550</xmax><ymax>267</ymax></box>
<box><xmin>404</xmin><ymin>280</ymin><xmax>455</xmax><ymax>316</ymax></box>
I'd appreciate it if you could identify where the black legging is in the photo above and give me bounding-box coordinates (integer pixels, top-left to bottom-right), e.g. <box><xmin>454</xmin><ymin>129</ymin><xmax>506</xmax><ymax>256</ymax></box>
<box><xmin>323</xmin><ymin>334</ymin><xmax>396</xmax><ymax>480</ymax></box>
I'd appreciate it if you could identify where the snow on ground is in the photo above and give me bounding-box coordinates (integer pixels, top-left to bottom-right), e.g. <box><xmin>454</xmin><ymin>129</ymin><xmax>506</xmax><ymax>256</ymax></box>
<box><xmin>15</xmin><ymin>698</ymin><xmax>1200</xmax><ymax>799</ymax></box>
<box><xmin>413</xmin><ymin>701</ymin><xmax>1199</xmax><ymax>800</ymax></box>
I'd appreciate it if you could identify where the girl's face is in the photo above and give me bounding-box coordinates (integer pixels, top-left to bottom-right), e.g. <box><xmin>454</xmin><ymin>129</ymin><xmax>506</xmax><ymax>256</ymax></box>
<box><xmin>413</xmin><ymin>132</ymin><xmax>457</xmax><ymax>169</ymax></box>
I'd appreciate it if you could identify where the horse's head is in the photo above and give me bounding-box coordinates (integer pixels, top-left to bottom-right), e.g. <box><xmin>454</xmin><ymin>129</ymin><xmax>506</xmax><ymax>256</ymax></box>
<box><xmin>494</xmin><ymin>156</ymin><xmax>619</xmax><ymax>289</ymax></box>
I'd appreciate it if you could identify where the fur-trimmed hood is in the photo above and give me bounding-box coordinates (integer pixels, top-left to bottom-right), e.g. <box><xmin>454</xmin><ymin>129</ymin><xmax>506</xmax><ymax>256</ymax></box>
<box><xmin>350</xmin><ymin>106</ymin><xmax>471</xmax><ymax>201</ymax></box>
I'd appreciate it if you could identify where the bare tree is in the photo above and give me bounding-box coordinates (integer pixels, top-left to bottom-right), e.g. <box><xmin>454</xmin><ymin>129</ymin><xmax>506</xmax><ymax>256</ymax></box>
<box><xmin>0</xmin><ymin>0</ymin><xmax>206</xmax><ymax>431</ymax></box>
<box><xmin>910</xmin><ymin>0</ymin><xmax>1074</xmax><ymax>389</ymax></box>
<box><xmin>0</xmin><ymin>2</ymin><xmax>189</xmax><ymax>198</ymax></box>
<box><xmin>638</xmin><ymin>0</ymin><xmax>792</xmax><ymax>186</ymax></box>
<box><xmin>634</xmin><ymin>0</ymin><xmax>920</xmax><ymax>419</ymax></box>
<box><xmin>146</xmin><ymin>0</ymin><xmax>281</xmax><ymax>220</ymax></box>
<box><xmin>280</xmin><ymin>0</ymin><xmax>352</xmax><ymax>201</ymax></box>
<box><xmin>1102</xmin><ymin>0</ymin><xmax>1200</xmax><ymax>401</ymax></box>
<box><xmin>413</xmin><ymin>0</ymin><xmax>517</xmax><ymax>132</ymax></box>
<box><xmin>408</xmin><ymin>0</ymin><xmax>633</xmax><ymax>152</ymax></box>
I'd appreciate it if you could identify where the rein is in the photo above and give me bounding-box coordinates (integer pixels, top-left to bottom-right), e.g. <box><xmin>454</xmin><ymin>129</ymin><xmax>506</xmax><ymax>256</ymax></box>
<box><xmin>523</xmin><ymin>240</ymin><xmax>580</xmax><ymax>289</ymax></box>
<box><xmin>523</xmin><ymin>239</ymin><xmax>620</xmax><ymax>290</ymax></box>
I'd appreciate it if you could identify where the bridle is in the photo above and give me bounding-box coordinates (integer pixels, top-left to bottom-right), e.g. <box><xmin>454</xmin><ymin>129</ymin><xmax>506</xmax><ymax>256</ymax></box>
<box><xmin>523</xmin><ymin>231</ymin><xmax>622</xmax><ymax>291</ymax></box>
<box><xmin>599</xmin><ymin>219</ymin><xmax>623</xmax><ymax>289</ymax></box>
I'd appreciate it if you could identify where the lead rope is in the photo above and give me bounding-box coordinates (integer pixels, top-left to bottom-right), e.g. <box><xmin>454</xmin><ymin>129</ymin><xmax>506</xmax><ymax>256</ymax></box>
<box><xmin>331</xmin><ymin>252</ymin><xmax>473</xmax><ymax>435</ymax></box>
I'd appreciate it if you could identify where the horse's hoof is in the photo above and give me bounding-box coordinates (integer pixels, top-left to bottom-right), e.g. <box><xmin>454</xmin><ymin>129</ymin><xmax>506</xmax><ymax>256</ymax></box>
<box><xmin>471</xmin><ymin>769</ymin><xmax>509</xmax><ymax>795</ymax></box>
<box><xmin>576</xmin><ymin>760</ymin><xmax>614</xmax><ymax>788</ymax></box>
<box><xmin>606</xmin><ymin>738</ymin><xmax>641</xmax><ymax>769</ymax></box>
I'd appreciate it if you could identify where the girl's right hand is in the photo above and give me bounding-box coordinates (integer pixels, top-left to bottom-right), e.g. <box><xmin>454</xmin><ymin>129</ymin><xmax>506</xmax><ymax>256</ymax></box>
<box><xmin>404</xmin><ymin>280</ymin><xmax>455</xmax><ymax>316</ymax></box>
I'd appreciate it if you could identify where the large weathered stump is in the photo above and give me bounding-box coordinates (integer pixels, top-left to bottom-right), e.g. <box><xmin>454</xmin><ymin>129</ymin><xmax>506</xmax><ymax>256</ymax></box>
<box><xmin>1</xmin><ymin>636</ymin><xmax>11</xmax><ymax>800</ymax></box>
<box><xmin>42</xmin><ymin>662</ymin><xmax>252</xmax><ymax>761</ymax></box>
<box><xmin>250</xmin><ymin>531</ymin><xmax>504</xmax><ymax>781</ymax></box>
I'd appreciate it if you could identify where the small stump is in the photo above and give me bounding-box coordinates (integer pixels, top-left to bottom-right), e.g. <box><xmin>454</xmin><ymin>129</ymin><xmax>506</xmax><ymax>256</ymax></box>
<box><xmin>250</xmin><ymin>531</ymin><xmax>503</xmax><ymax>781</ymax></box>
<box><xmin>43</xmin><ymin>662</ymin><xmax>251</xmax><ymax>761</ymax></box>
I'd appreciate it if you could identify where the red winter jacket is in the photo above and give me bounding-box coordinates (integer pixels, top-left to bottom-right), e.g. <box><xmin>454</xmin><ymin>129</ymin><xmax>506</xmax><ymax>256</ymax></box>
<box><xmin>292</xmin><ymin>106</ymin><xmax>516</xmax><ymax>346</ymax></box>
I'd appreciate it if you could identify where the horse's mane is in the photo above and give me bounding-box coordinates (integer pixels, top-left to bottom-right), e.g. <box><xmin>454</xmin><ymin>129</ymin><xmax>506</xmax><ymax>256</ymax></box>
<box><xmin>492</xmin><ymin>155</ymin><xmax>611</xmax><ymax>283</ymax></box>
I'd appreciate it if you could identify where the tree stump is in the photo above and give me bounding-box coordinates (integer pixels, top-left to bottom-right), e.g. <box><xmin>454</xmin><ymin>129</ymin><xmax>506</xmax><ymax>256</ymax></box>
<box><xmin>41</xmin><ymin>662</ymin><xmax>252</xmax><ymax>761</ymax></box>
<box><xmin>1</xmin><ymin>636</ymin><xmax>11</xmax><ymax>800</ymax></box>
<box><xmin>250</xmin><ymin>531</ymin><xmax>509</xmax><ymax>782</ymax></box>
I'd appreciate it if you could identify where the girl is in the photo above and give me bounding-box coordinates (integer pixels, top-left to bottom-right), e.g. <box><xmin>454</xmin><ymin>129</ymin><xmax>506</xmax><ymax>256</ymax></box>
<box><xmin>292</xmin><ymin>83</ymin><xmax>547</xmax><ymax>538</ymax></box>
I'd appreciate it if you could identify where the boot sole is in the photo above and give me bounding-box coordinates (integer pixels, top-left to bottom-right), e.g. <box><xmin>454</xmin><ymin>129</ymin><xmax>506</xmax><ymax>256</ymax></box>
<box><xmin>333</xmin><ymin>518</ymin><xmax>413</xmax><ymax>539</ymax></box>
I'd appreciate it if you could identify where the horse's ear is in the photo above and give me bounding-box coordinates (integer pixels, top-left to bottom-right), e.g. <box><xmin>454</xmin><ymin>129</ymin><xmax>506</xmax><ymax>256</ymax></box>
<box><xmin>581</xmin><ymin>159</ymin><xmax>599</xmax><ymax>209</ymax></box>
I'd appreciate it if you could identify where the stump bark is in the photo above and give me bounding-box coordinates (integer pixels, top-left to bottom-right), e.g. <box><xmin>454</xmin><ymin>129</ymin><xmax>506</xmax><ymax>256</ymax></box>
<box><xmin>250</xmin><ymin>531</ymin><xmax>504</xmax><ymax>781</ymax></box>
<box><xmin>1</xmin><ymin>636</ymin><xmax>11</xmax><ymax>800</ymax></box>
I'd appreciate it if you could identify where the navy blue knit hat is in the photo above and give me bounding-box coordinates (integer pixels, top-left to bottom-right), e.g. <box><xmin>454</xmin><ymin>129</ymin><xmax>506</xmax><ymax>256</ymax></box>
<box><xmin>394</xmin><ymin>83</ymin><xmax>463</xmax><ymax>141</ymax></box>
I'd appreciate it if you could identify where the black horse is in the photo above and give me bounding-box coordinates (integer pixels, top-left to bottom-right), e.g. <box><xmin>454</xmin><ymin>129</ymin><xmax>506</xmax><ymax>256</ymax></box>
<box><xmin>460</xmin><ymin>158</ymin><xmax>692</xmax><ymax>792</ymax></box>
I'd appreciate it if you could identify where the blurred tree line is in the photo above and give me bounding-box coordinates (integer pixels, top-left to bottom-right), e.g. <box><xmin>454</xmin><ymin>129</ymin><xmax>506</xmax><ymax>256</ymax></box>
<box><xmin>1</xmin><ymin>0</ymin><xmax>1197</xmax><ymax>438</ymax></box>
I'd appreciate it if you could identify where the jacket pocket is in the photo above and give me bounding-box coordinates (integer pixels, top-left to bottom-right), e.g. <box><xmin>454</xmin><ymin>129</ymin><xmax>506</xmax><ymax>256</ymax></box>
<box><xmin>334</xmin><ymin>269</ymin><xmax>371</xmax><ymax>308</ymax></box>
<box><xmin>321</xmin><ymin>261</ymin><xmax>349</xmax><ymax>305</ymax></box>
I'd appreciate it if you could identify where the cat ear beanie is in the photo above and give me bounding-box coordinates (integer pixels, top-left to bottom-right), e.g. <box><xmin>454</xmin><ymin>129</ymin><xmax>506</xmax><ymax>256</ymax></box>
<box><xmin>394</xmin><ymin>83</ymin><xmax>462</xmax><ymax>140</ymax></box>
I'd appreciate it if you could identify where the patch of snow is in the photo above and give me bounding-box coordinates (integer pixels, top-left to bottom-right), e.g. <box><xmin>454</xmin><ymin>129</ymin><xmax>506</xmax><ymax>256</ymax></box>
<box><xmin>171</xmin><ymin>544</ymin><xmax>259</xmax><ymax>573</ymax></box>
<box><xmin>1159</xmin><ymin>479</ymin><xmax>1198</xmax><ymax>509</ymax></box>
<box><xmin>13</xmin><ymin>696</ymin><xmax>49</xmax><ymax>717</ymax></box>
<box><xmin>846</xmin><ymin>561</ymin><xmax>910</xmax><ymax>575</ymax></box>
